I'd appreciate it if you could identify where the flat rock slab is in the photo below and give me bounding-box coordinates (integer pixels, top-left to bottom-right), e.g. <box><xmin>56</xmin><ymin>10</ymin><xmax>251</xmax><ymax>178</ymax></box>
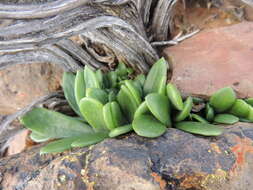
<box><xmin>163</xmin><ymin>22</ymin><xmax>253</xmax><ymax>98</ymax></box>
<box><xmin>0</xmin><ymin>63</ymin><xmax>62</xmax><ymax>115</ymax></box>
<box><xmin>1</xmin><ymin>122</ymin><xmax>253</xmax><ymax>190</ymax></box>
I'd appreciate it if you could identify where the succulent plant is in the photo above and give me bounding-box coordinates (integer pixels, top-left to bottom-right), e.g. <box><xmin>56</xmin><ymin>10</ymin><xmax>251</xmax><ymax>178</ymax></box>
<box><xmin>20</xmin><ymin>57</ymin><xmax>253</xmax><ymax>154</ymax></box>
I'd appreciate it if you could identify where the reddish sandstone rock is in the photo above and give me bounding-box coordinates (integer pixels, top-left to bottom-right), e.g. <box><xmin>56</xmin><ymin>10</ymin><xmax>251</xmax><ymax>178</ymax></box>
<box><xmin>0</xmin><ymin>63</ymin><xmax>62</xmax><ymax>115</ymax></box>
<box><xmin>164</xmin><ymin>22</ymin><xmax>253</xmax><ymax>99</ymax></box>
<box><xmin>1</xmin><ymin>122</ymin><xmax>253</xmax><ymax>190</ymax></box>
<box><xmin>5</xmin><ymin>129</ymin><xmax>31</xmax><ymax>156</ymax></box>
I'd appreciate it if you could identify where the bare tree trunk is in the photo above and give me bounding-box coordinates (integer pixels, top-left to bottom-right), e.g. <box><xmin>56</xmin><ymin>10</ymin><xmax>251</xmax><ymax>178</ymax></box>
<box><xmin>0</xmin><ymin>0</ymin><xmax>178</xmax><ymax>73</ymax></box>
<box><xmin>0</xmin><ymin>0</ymin><xmax>179</xmax><ymax>132</ymax></box>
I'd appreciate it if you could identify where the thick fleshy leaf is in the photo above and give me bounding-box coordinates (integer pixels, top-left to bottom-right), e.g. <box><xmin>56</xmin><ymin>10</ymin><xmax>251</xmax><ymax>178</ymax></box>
<box><xmin>103</xmin><ymin>103</ymin><xmax>115</xmax><ymax>130</ymax></box>
<box><xmin>210</xmin><ymin>87</ymin><xmax>236</xmax><ymax>112</ymax></box>
<box><xmin>74</xmin><ymin>70</ymin><xmax>86</xmax><ymax>105</ymax></box>
<box><xmin>62</xmin><ymin>72</ymin><xmax>82</xmax><ymax>116</ymax></box>
<box><xmin>134</xmin><ymin>101</ymin><xmax>149</xmax><ymax>118</ymax></box>
<box><xmin>103</xmin><ymin>102</ymin><xmax>124</xmax><ymax>130</ymax></box>
<box><xmin>214</xmin><ymin>114</ymin><xmax>239</xmax><ymax>124</ymax></box>
<box><xmin>40</xmin><ymin>137</ymin><xmax>78</xmax><ymax>154</ymax></box>
<box><xmin>229</xmin><ymin>99</ymin><xmax>250</xmax><ymax>118</ymax></box>
<box><xmin>96</xmin><ymin>69</ymin><xmax>104</xmax><ymax>88</ymax></box>
<box><xmin>143</xmin><ymin>57</ymin><xmax>168</xmax><ymax>95</ymax></box>
<box><xmin>145</xmin><ymin>93</ymin><xmax>171</xmax><ymax>126</ymax></box>
<box><xmin>107</xmin><ymin>71</ymin><xmax>118</xmax><ymax>88</ymax></box>
<box><xmin>110</xmin><ymin>101</ymin><xmax>124</xmax><ymax>126</ymax></box>
<box><xmin>135</xmin><ymin>74</ymin><xmax>146</xmax><ymax>86</ymax></box>
<box><xmin>115</xmin><ymin>62</ymin><xmax>128</xmax><ymax>76</ymax></box>
<box><xmin>247</xmin><ymin>106</ymin><xmax>253</xmax><ymax>122</ymax></box>
<box><xmin>109</xmin><ymin>124</ymin><xmax>133</xmax><ymax>138</ymax></box>
<box><xmin>108</xmin><ymin>90</ymin><xmax>117</xmax><ymax>102</ymax></box>
<box><xmin>175</xmin><ymin>97</ymin><xmax>193</xmax><ymax>122</ymax></box>
<box><xmin>245</xmin><ymin>98</ymin><xmax>253</xmax><ymax>106</ymax></box>
<box><xmin>79</xmin><ymin>97</ymin><xmax>107</xmax><ymax>132</ymax></box>
<box><xmin>21</xmin><ymin>108</ymin><xmax>94</xmax><ymax>138</ymax></box>
<box><xmin>117</xmin><ymin>85</ymin><xmax>139</xmax><ymax>121</ymax></box>
<box><xmin>71</xmin><ymin>132</ymin><xmax>108</xmax><ymax>147</ymax></box>
<box><xmin>166</xmin><ymin>83</ymin><xmax>184</xmax><ymax>111</ymax></box>
<box><xmin>133</xmin><ymin>80</ymin><xmax>143</xmax><ymax>98</ymax></box>
<box><xmin>30</xmin><ymin>132</ymin><xmax>50</xmax><ymax>143</ymax></box>
<box><xmin>124</xmin><ymin>80</ymin><xmax>142</xmax><ymax>105</ymax></box>
<box><xmin>133</xmin><ymin>115</ymin><xmax>167</xmax><ymax>138</ymax></box>
<box><xmin>190</xmin><ymin>114</ymin><xmax>209</xmax><ymax>124</ymax></box>
<box><xmin>205</xmin><ymin>103</ymin><xmax>215</xmax><ymax>122</ymax></box>
<box><xmin>192</xmin><ymin>97</ymin><xmax>205</xmax><ymax>104</ymax></box>
<box><xmin>86</xmin><ymin>88</ymin><xmax>108</xmax><ymax>104</ymax></box>
<box><xmin>84</xmin><ymin>66</ymin><xmax>100</xmax><ymax>89</ymax></box>
<box><xmin>239</xmin><ymin>118</ymin><xmax>253</xmax><ymax>123</ymax></box>
<box><xmin>175</xmin><ymin>121</ymin><xmax>223</xmax><ymax>136</ymax></box>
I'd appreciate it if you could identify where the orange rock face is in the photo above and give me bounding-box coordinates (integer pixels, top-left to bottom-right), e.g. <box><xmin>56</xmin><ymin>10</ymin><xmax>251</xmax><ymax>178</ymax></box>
<box><xmin>0</xmin><ymin>63</ymin><xmax>62</xmax><ymax>115</ymax></box>
<box><xmin>164</xmin><ymin>22</ymin><xmax>253</xmax><ymax>98</ymax></box>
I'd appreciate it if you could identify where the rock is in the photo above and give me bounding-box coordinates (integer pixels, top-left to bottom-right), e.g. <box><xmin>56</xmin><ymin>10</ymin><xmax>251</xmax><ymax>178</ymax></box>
<box><xmin>163</xmin><ymin>22</ymin><xmax>253</xmax><ymax>99</ymax></box>
<box><xmin>223</xmin><ymin>0</ymin><xmax>253</xmax><ymax>21</ymax></box>
<box><xmin>0</xmin><ymin>63</ymin><xmax>62</xmax><ymax>115</ymax></box>
<box><xmin>4</xmin><ymin>129</ymin><xmax>33</xmax><ymax>156</ymax></box>
<box><xmin>1</xmin><ymin>122</ymin><xmax>253</xmax><ymax>190</ymax></box>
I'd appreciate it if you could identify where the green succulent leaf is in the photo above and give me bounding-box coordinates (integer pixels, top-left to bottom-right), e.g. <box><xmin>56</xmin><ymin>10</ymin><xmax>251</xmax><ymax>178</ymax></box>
<box><xmin>134</xmin><ymin>101</ymin><xmax>149</xmax><ymax>119</ymax></box>
<box><xmin>209</xmin><ymin>87</ymin><xmax>236</xmax><ymax>112</ymax></box>
<box><xmin>124</xmin><ymin>80</ymin><xmax>142</xmax><ymax>105</ymax></box>
<box><xmin>214</xmin><ymin>114</ymin><xmax>239</xmax><ymax>124</ymax></box>
<box><xmin>96</xmin><ymin>69</ymin><xmax>104</xmax><ymax>88</ymax></box>
<box><xmin>117</xmin><ymin>85</ymin><xmax>139</xmax><ymax>121</ymax></box>
<box><xmin>166</xmin><ymin>83</ymin><xmax>184</xmax><ymax>111</ymax></box>
<box><xmin>133</xmin><ymin>115</ymin><xmax>167</xmax><ymax>138</ymax></box>
<box><xmin>110</xmin><ymin>101</ymin><xmax>124</xmax><ymax>126</ymax></box>
<box><xmin>40</xmin><ymin>137</ymin><xmax>79</xmax><ymax>154</ymax></box>
<box><xmin>175</xmin><ymin>97</ymin><xmax>193</xmax><ymax>122</ymax></box>
<box><xmin>115</xmin><ymin>62</ymin><xmax>128</xmax><ymax>76</ymax></box>
<box><xmin>175</xmin><ymin>121</ymin><xmax>223</xmax><ymax>136</ymax></box>
<box><xmin>192</xmin><ymin>97</ymin><xmax>205</xmax><ymax>104</ymax></box>
<box><xmin>135</xmin><ymin>74</ymin><xmax>146</xmax><ymax>86</ymax></box>
<box><xmin>62</xmin><ymin>72</ymin><xmax>82</xmax><ymax>116</ymax></box>
<box><xmin>205</xmin><ymin>103</ymin><xmax>215</xmax><ymax>122</ymax></box>
<box><xmin>143</xmin><ymin>57</ymin><xmax>168</xmax><ymax>95</ymax></box>
<box><xmin>245</xmin><ymin>98</ymin><xmax>253</xmax><ymax>106</ymax></box>
<box><xmin>79</xmin><ymin>97</ymin><xmax>107</xmax><ymax>132</ymax></box>
<box><xmin>74</xmin><ymin>70</ymin><xmax>86</xmax><ymax>105</ymax></box>
<box><xmin>71</xmin><ymin>132</ymin><xmax>108</xmax><ymax>148</ymax></box>
<box><xmin>107</xmin><ymin>71</ymin><xmax>118</xmax><ymax>88</ymax></box>
<box><xmin>133</xmin><ymin>80</ymin><xmax>143</xmax><ymax>98</ymax></box>
<box><xmin>21</xmin><ymin>108</ymin><xmax>94</xmax><ymax>138</ymax></box>
<box><xmin>190</xmin><ymin>114</ymin><xmax>209</xmax><ymax>124</ymax></box>
<box><xmin>247</xmin><ymin>106</ymin><xmax>253</xmax><ymax>122</ymax></box>
<box><xmin>239</xmin><ymin>118</ymin><xmax>253</xmax><ymax>123</ymax></box>
<box><xmin>229</xmin><ymin>99</ymin><xmax>250</xmax><ymax>118</ymax></box>
<box><xmin>103</xmin><ymin>101</ymin><xmax>124</xmax><ymax>130</ymax></box>
<box><xmin>86</xmin><ymin>88</ymin><xmax>108</xmax><ymax>104</ymax></box>
<box><xmin>108</xmin><ymin>90</ymin><xmax>117</xmax><ymax>102</ymax></box>
<box><xmin>145</xmin><ymin>93</ymin><xmax>171</xmax><ymax>127</ymax></box>
<box><xmin>84</xmin><ymin>66</ymin><xmax>101</xmax><ymax>89</ymax></box>
<box><xmin>109</xmin><ymin>124</ymin><xmax>133</xmax><ymax>138</ymax></box>
<box><xmin>103</xmin><ymin>103</ymin><xmax>115</xmax><ymax>130</ymax></box>
<box><xmin>30</xmin><ymin>132</ymin><xmax>50</xmax><ymax>143</ymax></box>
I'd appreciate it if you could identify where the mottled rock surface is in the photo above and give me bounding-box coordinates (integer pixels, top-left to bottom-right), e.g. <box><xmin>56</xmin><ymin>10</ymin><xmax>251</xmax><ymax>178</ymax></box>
<box><xmin>164</xmin><ymin>22</ymin><xmax>253</xmax><ymax>99</ymax></box>
<box><xmin>1</xmin><ymin>122</ymin><xmax>253</xmax><ymax>190</ymax></box>
<box><xmin>0</xmin><ymin>63</ymin><xmax>62</xmax><ymax>115</ymax></box>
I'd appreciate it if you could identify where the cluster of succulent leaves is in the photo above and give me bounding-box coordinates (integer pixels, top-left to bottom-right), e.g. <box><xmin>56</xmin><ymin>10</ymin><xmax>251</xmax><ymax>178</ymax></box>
<box><xmin>20</xmin><ymin>58</ymin><xmax>253</xmax><ymax>154</ymax></box>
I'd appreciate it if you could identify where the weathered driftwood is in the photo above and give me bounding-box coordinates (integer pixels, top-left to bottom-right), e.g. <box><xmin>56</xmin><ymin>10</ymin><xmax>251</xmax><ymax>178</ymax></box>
<box><xmin>1</xmin><ymin>123</ymin><xmax>253</xmax><ymax>190</ymax></box>
<box><xmin>0</xmin><ymin>0</ymin><xmax>177</xmax><ymax>132</ymax></box>
<box><xmin>0</xmin><ymin>0</ymin><xmax>178</xmax><ymax>73</ymax></box>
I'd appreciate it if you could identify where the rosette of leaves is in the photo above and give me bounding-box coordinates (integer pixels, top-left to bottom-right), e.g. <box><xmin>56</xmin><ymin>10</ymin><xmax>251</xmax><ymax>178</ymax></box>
<box><xmin>21</xmin><ymin>57</ymin><xmax>253</xmax><ymax>154</ymax></box>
